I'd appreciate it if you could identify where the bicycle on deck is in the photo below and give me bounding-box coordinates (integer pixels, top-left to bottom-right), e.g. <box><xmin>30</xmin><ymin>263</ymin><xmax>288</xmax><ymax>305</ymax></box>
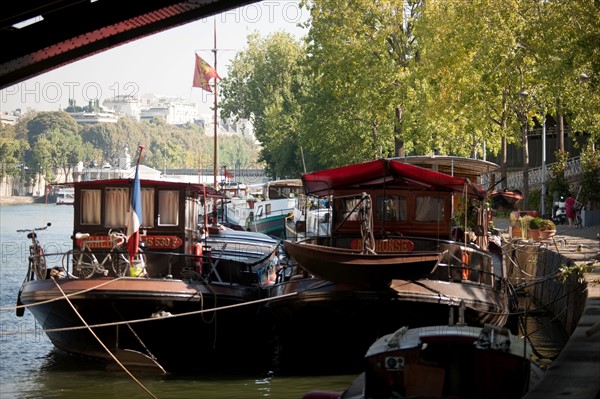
<box><xmin>66</xmin><ymin>230</ymin><xmax>145</xmax><ymax>278</ymax></box>
<box><xmin>17</xmin><ymin>222</ymin><xmax>51</xmax><ymax>280</ymax></box>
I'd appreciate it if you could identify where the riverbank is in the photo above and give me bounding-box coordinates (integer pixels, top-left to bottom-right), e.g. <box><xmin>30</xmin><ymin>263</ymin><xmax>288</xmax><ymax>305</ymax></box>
<box><xmin>0</xmin><ymin>196</ymin><xmax>36</xmax><ymax>205</ymax></box>
<box><xmin>494</xmin><ymin>217</ymin><xmax>600</xmax><ymax>399</ymax></box>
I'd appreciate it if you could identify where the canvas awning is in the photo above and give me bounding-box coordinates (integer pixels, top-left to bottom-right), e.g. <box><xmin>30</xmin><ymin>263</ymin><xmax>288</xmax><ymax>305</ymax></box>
<box><xmin>301</xmin><ymin>159</ymin><xmax>487</xmax><ymax>199</ymax></box>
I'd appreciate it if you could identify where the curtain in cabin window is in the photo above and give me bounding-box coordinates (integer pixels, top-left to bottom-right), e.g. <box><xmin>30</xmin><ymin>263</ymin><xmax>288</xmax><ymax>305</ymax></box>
<box><xmin>81</xmin><ymin>190</ymin><xmax>101</xmax><ymax>225</ymax></box>
<box><xmin>415</xmin><ymin>196</ymin><xmax>444</xmax><ymax>222</ymax></box>
<box><xmin>336</xmin><ymin>198</ymin><xmax>361</xmax><ymax>222</ymax></box>
<box><xmin>105</xmin><ymin>188</ymin><xmax>128</xmax><ymax>227</ymax></box>
<box><xmin>186</xmin><ymin>198</ymin><xmax>198</xmax><ymax>230</ymax></box>
<box><xmin>141</xmin><ymin>188</ymin><xmax>154</xmax><ymax>228</ymax></box>
<box><xmin>158</xmin><ymin>190</ymin><xmax>179</xmax><ymax>225</ymax></box>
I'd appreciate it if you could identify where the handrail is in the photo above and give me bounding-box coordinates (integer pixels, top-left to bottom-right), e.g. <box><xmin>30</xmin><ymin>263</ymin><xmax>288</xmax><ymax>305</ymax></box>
<box><xmin>506</xmin><ymin>156</ymin><xmax>582</xmax><ymax>190</ymax></box>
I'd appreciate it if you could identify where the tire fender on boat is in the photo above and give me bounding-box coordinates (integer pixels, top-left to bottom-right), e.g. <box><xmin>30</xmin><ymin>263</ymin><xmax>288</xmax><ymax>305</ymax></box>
<box><xmin>193</xmin><ymin>242</ymin><xmax>203</xmax><ymax>274</ymax></box>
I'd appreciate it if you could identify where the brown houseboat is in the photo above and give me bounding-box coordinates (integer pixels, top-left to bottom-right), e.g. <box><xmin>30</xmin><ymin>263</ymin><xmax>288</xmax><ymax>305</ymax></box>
<box><xmin>267</xmin><ymin>158</ymin><xmax>514</xmax><ymax>374</ymax></box>
<box><xmin>17</xmin><ymin>178</ymin><xmax>281</xmax><ymax>372</ymax></box>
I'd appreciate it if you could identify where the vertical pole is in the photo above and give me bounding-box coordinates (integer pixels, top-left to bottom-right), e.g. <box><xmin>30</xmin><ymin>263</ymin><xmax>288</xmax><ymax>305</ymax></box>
<box><xmin>541</xmin><ymin>116</ymin><xmax>546</xmax><ymax>217</ymax></box>
<box><xmin>212</xmin><ymin>18</ymin><xmax>218</xmax><ymax>223</ymax></box>
<box><xmin>212</xmin><ymin>17</ymin><xmax>218</xmax><ymax>192</ymax></box>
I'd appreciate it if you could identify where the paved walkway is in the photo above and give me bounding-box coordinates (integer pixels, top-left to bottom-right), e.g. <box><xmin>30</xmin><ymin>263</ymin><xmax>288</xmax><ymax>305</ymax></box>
<box><xmin>492</xmin><ymin>218</ymin><xmax>600</xmax><ymax>399</ymax></box>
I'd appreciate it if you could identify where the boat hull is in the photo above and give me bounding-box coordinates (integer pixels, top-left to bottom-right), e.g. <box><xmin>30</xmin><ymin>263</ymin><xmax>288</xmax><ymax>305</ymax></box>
<box><xmin>20</xmin><ymin>277</ymin><xmax>270</xmax><ymax>372</ymax></box>
<box><xmin>283</xmin><ymin>240</ymin><xmax>441</xmax><ymax>285</ymax></box>
<box><xmin>265</xmin><ymin>271</ymin><xmax>509</xmax><ymax>374</ymax></box>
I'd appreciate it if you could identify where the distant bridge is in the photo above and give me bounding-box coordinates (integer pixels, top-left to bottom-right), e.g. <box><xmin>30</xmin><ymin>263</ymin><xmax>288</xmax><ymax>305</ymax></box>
<box><xmin>166</xmin><ymin>168</ymin><xmax>270</xmax><ymax>185</ymax></box>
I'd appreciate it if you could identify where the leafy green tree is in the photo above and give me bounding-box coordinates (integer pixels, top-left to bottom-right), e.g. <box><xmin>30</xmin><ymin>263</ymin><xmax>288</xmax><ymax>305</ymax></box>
<box><xmin>0</xmin><ymin>124</ymin><xmax>29</xmax><ymax>179</ymax></box>
<box><xmin>220</xmin><ymin>32</ymin><xmax>307</xmax><ymax>178</ymax></box>
<box><xmin>300</xmin><ymin>0</ymin><xmax>423</xmax><ymax>168</ymax></box>
<box><xmin>579</xmin><ymin>143</ymin><xmax>600</xmax><ymax>209</ymax></box>
<box><xmin>26</xmin><ymin>111</ymin><xmax>79</xmax><ymax>142</ymax></box>
<box><xmin>31</xmin><ymin>128</ymin><xmax>84</xmax><ymax>182</ymax></box>
<box><xmin>79</xmin><ymin>122</ymin><xmax>124</xmax><ymax>163</ymax></box>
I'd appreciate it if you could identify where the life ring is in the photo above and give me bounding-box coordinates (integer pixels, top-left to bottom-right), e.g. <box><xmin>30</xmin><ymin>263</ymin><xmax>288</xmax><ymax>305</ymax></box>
<box><xmin>193</xmin><ymin>242</ymin><xmax>203</xmax><ymax>274</ymax></box>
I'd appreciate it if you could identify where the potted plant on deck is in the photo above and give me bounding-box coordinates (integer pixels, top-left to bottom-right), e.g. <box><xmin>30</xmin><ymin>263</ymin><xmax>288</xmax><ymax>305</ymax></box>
<box><xmin>539</xmin><ymin>219</ymin><xmax>556</xmax><ymax>239</ymax></box>
<box><xmin>519</xmin><ymin>215</ymin><xmax>533</xmax><ymax>239</ymax></box>
<box><xmin>528</xmin><ymin>217</ymin><xmax>542</xmax><ymax>240</ymax></box>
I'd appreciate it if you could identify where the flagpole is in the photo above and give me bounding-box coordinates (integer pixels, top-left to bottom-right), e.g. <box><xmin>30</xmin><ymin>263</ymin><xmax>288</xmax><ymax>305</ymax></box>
<box><xmin>136</xmin><ymin>145</ymin><xmax>145</xmax><ymax>166</ymax></box>
<box><xmin>212</xmin><ymin>17</ymin><xmax>218</xmax><ymax>224</ymax></box>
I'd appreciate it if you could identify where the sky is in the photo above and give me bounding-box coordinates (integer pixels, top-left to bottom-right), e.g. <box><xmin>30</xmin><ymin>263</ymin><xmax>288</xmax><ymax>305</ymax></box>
<box><xmin>0</xmin><ymin>1</ymin><xmax>308</xmax><ymax>116</ymax></box>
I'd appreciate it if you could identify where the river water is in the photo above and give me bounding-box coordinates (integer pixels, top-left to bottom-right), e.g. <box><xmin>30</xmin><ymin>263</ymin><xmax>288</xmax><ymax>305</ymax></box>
<box><xmin>0</xmin><ymin>204</ymin><xmax>354</xmax><ymax>399</ymax></box>
<box><xmin>1</xmin><ymin>204</ymin><xmax>567</xmax><ymax>398</ymax></box>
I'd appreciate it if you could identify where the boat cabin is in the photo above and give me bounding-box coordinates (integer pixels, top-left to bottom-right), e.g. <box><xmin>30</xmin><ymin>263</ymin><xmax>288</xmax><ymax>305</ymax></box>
<box><xmin>296</xmin><ymin>159</ymin><xmax>501</xmax><ymax>286</ymax></box>
<box><xmin>71</xmin><ymin>179</ymin><xmax>212</xmax><ymax>278</ymax></box>
<box><xmin>301</xmin><ymin>159</ymin><xmax>487</xmax><ymax>242</ymax></box>
<box><xmin>333</xmin><ymin>188</ymin><xmax>453</xmax><ymax>238</ymax></box>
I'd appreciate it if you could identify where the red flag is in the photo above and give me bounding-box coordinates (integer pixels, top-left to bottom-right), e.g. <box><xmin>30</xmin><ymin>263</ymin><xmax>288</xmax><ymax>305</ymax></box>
<box><xmin>192</xmin><ymin>54</ymin><xmax>220</xmax><ymax>92</ymax></box>
<box><xmin>225</xmin><ymin>171</ymin><xmax>234</xmax><ymax>179</ymax></box>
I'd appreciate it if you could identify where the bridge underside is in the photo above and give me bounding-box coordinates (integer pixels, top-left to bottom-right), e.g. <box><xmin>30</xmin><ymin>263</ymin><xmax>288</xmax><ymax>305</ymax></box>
<box><xmin>1</xmin><ymin>0</ymin><xmax>256</xmax><ymax>90</ymax></box>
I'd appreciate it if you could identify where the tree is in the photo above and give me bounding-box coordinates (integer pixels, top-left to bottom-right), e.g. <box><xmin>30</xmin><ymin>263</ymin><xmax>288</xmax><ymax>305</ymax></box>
<box><xmin>31</xmin><ymin>128</ymin><xmax>85</xmax><ymax>182</ymax></box>
<box><xmin>220</xmin><ymin>32</ymin><xmax>307</xmax><ymax>178</ymax></box>
<box><xmin>26</xmin><ymin>111</ymin><xmax>79</xmax><ymax>142</ymax></box>
<box><xmin>300</xmin><ymin>0</ymin><xmax>423</xmax><ymax>168</ymax></box>
<box><xmin>0</xmin><ymin>124</ymin><xmax>29</xmax><ymax>180</ymax></box>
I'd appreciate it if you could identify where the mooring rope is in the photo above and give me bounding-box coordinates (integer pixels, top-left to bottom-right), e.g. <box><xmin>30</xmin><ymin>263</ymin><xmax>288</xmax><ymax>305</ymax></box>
<box><xmin>112</xmin><ymin>305</ymin><xmax>166</xmax><ymax>374</ymax></box>
<box><xmin>51</xmin><ymin>277</ymin><xmax>159</xmax><ymax>399</ymax></box>
<box><xmin>0</xmin><ymin>277</ymin><xmax>126</xmax><ymax>312</ymax></box>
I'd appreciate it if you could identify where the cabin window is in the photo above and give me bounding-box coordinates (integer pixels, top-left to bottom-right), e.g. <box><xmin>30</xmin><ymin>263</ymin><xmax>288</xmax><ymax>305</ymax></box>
<box><xmin>336</xmin><ymin>198</ymin><xmax>361</xmax><ymax>222</ymax></box>
<box><xmin>141</xmin><ymin>188</ymin><xmax>155</xmax><ymax>228</ymax></box>
<box><xmin>415</xmin><ymin>196</ymin><xmax>445</xmax><ymax>222</ymax></box>
<box><xmin>158</xmin><ymin>190</ymin><xmax>179</xmax><ymax>226</ymax></box>
<box><xmin>105</xmin><ymin>188</ymin><xmax>129</xmax><ymax>227</ymax></box>
<box><xmin>376</xmin><ymin>196</ymin><xmax>407</xmax><ymax>221</ymax></box>
<box><xmin>265</xmin><ymin>204</ymin><xmax>272</xmax><ymax>215</ymax></box>
<box><xmin>80</xmin><ymin>189</ymin><xmax>101</xmax><ymax>225</ymax></box>
<box><xmin>256</xmin><ymin>205</ymin><xmax>264</xmax><ymax>217</ymax></box>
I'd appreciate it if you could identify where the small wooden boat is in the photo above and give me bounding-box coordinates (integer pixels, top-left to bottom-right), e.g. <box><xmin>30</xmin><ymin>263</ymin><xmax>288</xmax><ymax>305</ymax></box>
<box><xmin>284</xmin><ymin>239</ymin><xmax>442</xmax><ymax>285</ymax></box>
<box><xmin>304</xmin><ymin>324</ymin><xmax>531</xmax><ymax>399</ymax></box>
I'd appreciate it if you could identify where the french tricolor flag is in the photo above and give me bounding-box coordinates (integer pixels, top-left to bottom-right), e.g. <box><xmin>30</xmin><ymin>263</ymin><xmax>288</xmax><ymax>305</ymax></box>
<box><xmin>127</xmin><ymin>146</ymin><xmax>144</xmax><ymax>263</ymax></box>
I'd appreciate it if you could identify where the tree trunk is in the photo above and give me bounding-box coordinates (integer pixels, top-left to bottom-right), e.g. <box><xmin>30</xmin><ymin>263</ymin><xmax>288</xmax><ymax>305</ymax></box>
<box><xmin>394</xmin><ymin>106</ymin><xmax>404</xmax><ymax>157</ymax></box>
<box><xmin>500</xmin><ymin>88</ymin><xmax>509</xmax><ymax>190</ymax></box>
<box><xmin>556</xmin><ymin>97</ymin><xmax>564</xmax><ymax>152</ymax></box>
<box><xmin>521</xmin><ymin>113</ymin><xmax>530</xmax><ymax>210</ymax></box>
<box><xmin>501</xmin><ymin>134</ymin><xmax>507</xmax><ymax>190</ymax></box>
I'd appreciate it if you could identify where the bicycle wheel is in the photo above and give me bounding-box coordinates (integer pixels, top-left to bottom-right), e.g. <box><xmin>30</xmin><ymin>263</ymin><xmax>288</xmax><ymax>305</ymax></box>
<box><xmin>72</xmin><ymin>249</ymin><xmax>96</xmax><ymax>279</ymax></box>
<box><xmin>31</xmin><ymin>245</ymin><xmax>47</xmax><ymax>280</ymax></box>
<box><xmin>111</xmin><ymin>246</ymin><xmax>130</xmax><ymax>277</ymax></box>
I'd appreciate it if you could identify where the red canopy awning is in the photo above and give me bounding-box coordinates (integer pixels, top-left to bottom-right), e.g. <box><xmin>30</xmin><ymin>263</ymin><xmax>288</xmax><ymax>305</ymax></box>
<box><xmin>301</xmin><ymin>159</ymin><xmax>487</xmax><ymax>199</ymax></box>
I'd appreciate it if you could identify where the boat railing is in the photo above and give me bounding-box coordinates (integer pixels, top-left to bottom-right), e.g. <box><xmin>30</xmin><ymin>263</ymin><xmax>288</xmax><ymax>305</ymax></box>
<box><xmin>433</xmin><ymin>250</ymin><xmax>497</xmax><ymax>286</ymax></box>
<box><xmin>30</xmin><ymin>246</ymin><xmax>274</xmax><ymax>287</ymax></box>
